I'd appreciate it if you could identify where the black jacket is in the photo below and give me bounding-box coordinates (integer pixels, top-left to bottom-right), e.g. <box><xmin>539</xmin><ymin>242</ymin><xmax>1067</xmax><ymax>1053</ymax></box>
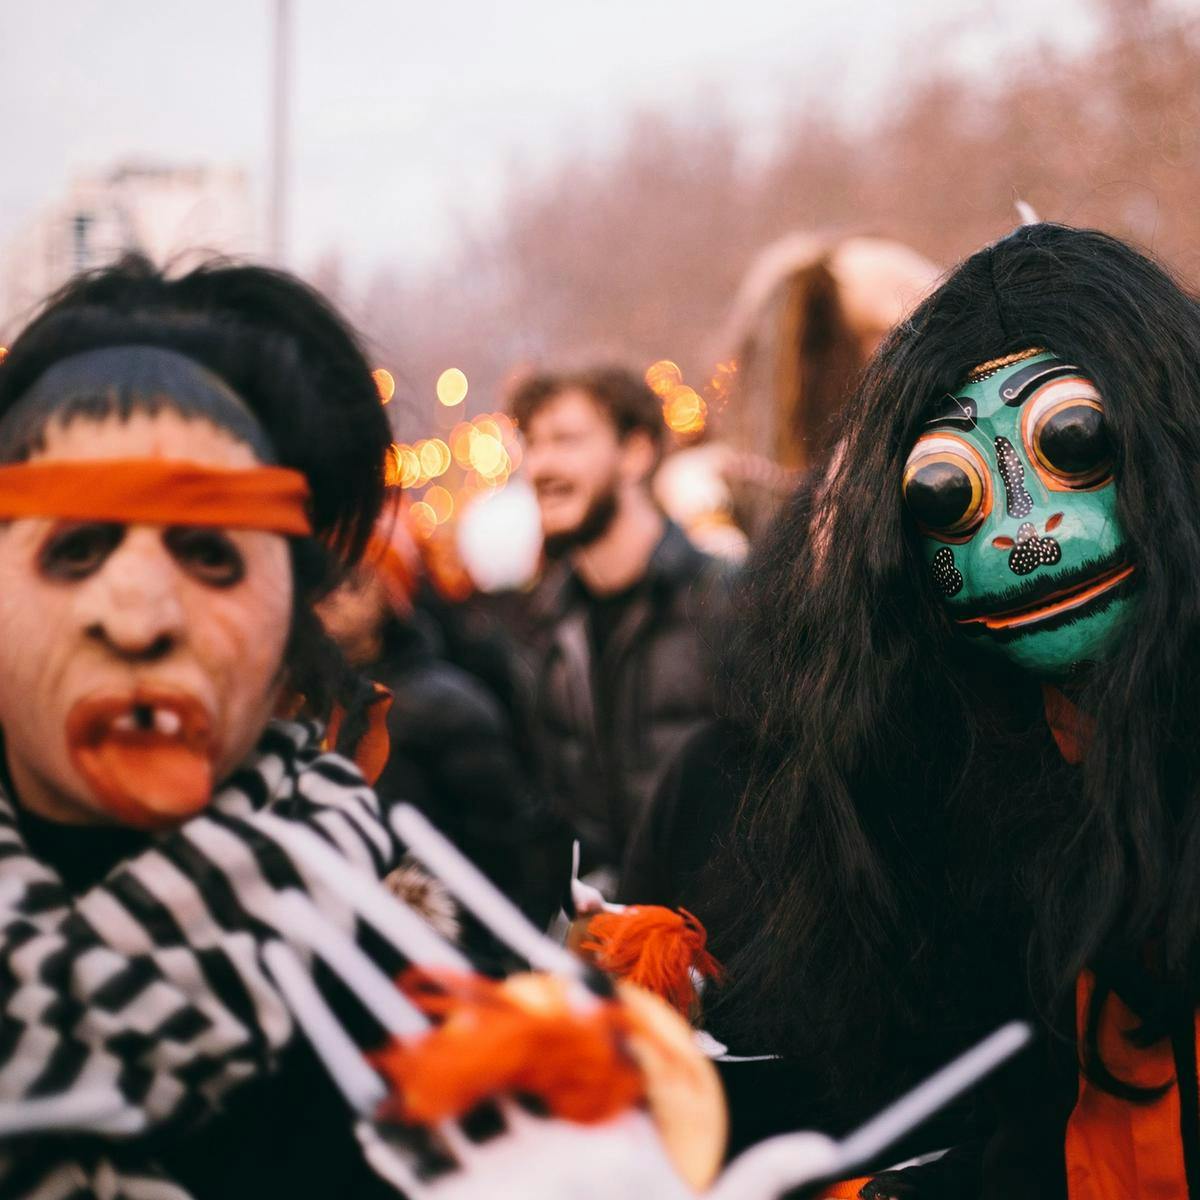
<box><xmin>367</xmin><ymin>617</ymin><xmax>561</xmax><ymax>924</ymax></box>
<box><xmin>528</xmin><ymin>521</ymin><xmax>734</xmax><ymax>873</ymax></box>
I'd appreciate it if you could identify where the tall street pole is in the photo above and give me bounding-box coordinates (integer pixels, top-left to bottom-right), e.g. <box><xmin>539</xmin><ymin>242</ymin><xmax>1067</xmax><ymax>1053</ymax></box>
<box><xmin>268</xmin><ymin>0</ymin><xmax>292</xmax><ymax>265</ymax></box>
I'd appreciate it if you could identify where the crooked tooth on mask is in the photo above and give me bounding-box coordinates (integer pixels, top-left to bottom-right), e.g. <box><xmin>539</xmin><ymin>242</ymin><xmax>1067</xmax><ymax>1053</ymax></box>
<box><xmin>154</xmin><ymin>709</ymin><xmax>183</xmax><ymax>737</ymax></box>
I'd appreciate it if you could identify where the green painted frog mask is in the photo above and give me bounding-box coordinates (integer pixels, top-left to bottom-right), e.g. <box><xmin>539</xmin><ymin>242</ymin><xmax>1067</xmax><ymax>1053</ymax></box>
<box><xmin>902</xmin><ymin>349</ymin><xmax>1135</xmax><ymax>679</ymax></box>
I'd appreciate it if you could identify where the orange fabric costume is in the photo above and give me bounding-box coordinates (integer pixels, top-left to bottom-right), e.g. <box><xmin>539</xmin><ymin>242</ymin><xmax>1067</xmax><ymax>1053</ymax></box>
<box><xmin>1064</xmin><ymin>971</ymin><xmax>1197</xmax><ymax>1198</ymax></box>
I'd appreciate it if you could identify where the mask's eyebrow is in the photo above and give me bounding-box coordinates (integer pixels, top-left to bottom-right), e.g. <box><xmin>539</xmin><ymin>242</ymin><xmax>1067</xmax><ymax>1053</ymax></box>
<box><xmin>923</xmin><ymin>394</ymin><xmax>977</xmax><ymax>430</ymax></box>
<box><xmin>998</xmin><ymin>358</ymin><xmax>1079</xmax><ymax>407</ymax></box>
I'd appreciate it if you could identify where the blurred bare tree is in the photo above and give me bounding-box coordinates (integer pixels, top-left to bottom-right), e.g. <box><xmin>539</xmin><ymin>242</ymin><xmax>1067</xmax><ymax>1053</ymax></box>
<box><xmin>349</xmin><ymin>0</ymin><xmax>1200</xmax><ymax>432</ymax></box>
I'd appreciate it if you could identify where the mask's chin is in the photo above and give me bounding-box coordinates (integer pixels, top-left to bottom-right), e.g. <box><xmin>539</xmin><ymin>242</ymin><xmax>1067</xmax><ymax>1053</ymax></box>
<box><xmin>66</xmin><ymin>687</ymin><xmax>216</xmax><ymax>830</ymax></box>
<box><xmin>971</xmin><ymin>589</ymin><xmax>1137</xmax><ymax>682</ymax></box>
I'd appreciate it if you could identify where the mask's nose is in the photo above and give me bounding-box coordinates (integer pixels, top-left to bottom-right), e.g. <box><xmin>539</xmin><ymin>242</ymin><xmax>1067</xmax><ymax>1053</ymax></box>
<box><xmin>78</xmin><ymin>528</ymin><xmax>186</xmax><ymax>662</ymax></box>
<box><xmin>995</xmin><ymin>436</ymin><xmax>1034</xmax><ymax>519</ymax></box>
<box><xmin>990</xmin><ymin>437</ymin><xmax>1064</xmax><ymax>575</ymax></box>
<box><xmin>1005</xmin><ymin>521</ymin><xmax>1062</xmax><ymax>576</ymax></box>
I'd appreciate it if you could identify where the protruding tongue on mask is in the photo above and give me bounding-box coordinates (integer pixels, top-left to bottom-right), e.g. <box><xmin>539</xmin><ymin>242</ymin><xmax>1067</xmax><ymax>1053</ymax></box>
<box><xmin>66</xmin><ymin>690</ymin><xmax>214</xmax><ymax>830</ymax></box>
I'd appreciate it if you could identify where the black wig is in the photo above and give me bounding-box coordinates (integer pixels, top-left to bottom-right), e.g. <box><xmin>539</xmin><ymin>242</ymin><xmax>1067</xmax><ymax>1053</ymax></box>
<box><xmin>0</xmin><ymin>255</ymin><xmax>392</xmax><ymax>719</ymax></box>
<box><xmin>707</xmin><ymin>223</ymin><xmax>1200</xmax><ymax>1100</ymax></box>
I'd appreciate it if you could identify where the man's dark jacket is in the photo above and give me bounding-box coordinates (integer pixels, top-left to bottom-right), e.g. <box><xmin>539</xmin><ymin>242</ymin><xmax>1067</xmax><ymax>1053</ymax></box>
<box><xmin>364</xmin><ymin>616</ymin><xmax>560</xmax><ymax>925</ymax></box>
<box><xmin>528</xmin><ymin>520</ymin><xmax>734</xmax><ymax>872</ymax></box>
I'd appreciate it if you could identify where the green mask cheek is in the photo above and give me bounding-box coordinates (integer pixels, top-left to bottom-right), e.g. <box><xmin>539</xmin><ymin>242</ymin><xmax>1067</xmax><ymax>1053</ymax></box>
<box><xmin>904</xmin><ymin>352</ymin><xmax>1136</xmax><ymax>681</ymax></box>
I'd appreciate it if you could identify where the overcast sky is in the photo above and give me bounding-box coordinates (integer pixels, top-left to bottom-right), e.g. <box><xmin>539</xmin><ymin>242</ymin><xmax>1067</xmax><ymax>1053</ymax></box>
<box><xmin>2</xmin><ymin>0</ymin><xmax>1125</xmax><ymax>282</ymax></box>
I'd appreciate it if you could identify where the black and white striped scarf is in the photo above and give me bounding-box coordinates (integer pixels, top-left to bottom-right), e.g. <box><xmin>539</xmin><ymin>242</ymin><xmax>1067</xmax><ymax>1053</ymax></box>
<box><xmin>0</xmin><ymin>718</ymin><xmax>406</xmax><ymax>1200</ymax></box>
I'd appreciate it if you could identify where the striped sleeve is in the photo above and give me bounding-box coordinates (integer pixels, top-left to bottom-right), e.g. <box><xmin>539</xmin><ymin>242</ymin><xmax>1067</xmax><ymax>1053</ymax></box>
<box><xmin>0</xmin><ymin>731</ymin><xmax>404</xmax><ymax>1146</ymax></box>
<box><xmin>0</xmin><ymin>836</ymin><xmax>292</xmax><ymax>1137</ymax></box>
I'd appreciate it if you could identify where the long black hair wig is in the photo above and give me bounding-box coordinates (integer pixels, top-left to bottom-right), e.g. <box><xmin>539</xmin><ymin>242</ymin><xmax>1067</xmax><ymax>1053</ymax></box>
<box><xmin>707</xmin><ymin>223</ymin><xmax>1200</xmax><ymax>1100</ymax></box>
<box><xmin>0</xmin><ymin>255</ymin><xmax>392</xmax><ymax>719</ymax></box>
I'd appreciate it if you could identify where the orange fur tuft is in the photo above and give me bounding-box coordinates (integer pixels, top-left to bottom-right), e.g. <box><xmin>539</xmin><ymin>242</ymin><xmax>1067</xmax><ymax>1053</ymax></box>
<box><xmin>580</xmin><ymin>907</ymin><xmax>724</xmax><ymax>1017</ymax></box>
<box><xmin>372</xmin><ymin>970</ymin><xmax>646</xmax><ymax>1126</ymax></box>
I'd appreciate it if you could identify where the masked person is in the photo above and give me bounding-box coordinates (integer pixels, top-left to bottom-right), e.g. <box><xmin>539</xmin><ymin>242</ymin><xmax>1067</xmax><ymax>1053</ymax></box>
<box><xmin>0</xmin><ymin>256</ymin><xmax>411</xmax><ymax>1200</ymax></box>
<box><xmin>621</xmin><ymin>223</ymin><xmax>1200</xmax><ymax>1197</ymax></box>
<box><xmin>511</xmin><ymin>367</ymin><xmax>734</xmax><ymax>889</ymax></box>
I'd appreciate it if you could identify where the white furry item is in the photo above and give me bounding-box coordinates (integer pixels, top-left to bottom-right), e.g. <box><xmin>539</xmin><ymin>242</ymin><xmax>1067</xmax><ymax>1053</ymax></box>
<box><xmin>383</xmin><ymin>858</ymin><xmax>462</xmax><ymax>941</ymax></box>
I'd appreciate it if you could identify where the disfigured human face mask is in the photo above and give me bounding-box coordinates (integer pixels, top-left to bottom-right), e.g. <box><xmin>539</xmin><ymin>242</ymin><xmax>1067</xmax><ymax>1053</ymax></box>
<box><xmin>902</xmin><ymin>349</ymin><xmax>1134</xmax><ymax>679</ymax></box>
<box><xmin>0</xmin><ymin>408</ymin><xmax>303</xmax><ymax>828</ymax></box>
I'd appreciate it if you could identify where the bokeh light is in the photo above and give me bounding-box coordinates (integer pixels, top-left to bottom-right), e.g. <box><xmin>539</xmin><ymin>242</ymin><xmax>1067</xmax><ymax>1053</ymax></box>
<box><xmin>409</xmin><ymin>501</ymin><xmax>438</xmax><ymax>539</ymax></box>
<box><xmin>450</xmin><ymin>421</ymin><xmax>475</xmax><ymax>467</ymax></box>
<box><xmin>706</xmin><ymin>358</ymin><xmax>738</xmax><ymax>412</ymax></box>
<box><xmin>645</xmin><ymin>359</ymin><xmax>682</xmax><ymax>398</ymax></box>
<box><xmin>372</xmin><ymin>368</ymin><xmax>396</xmax><ymax>405</ymax></box>
<box><xmin>473</xmin><ymin>416</ymin><xmax>503</xmax><ymax>443</ymax></box>
<box><xmin>436</xmin><ymin>367</ymin><xmax>469</xmax><ymax>407</ymax></box>
<box><xmin>384</xmin><ymin>405</ymin><xmax>523</xmax><ymax>552</ymax></box>
<box><xmin>417</xmin><ymin>438</ymin><xmax>451</xmax><ymax>478</ymax></box>
<box><xmin>646</xmin><ymin>358</ymin><xmax>711</xmax><ymax>436</ymax></box>
<box><xmin>468</xmin><ymin>431</ymin><xmax>507</xmax><ymax>478</ymax></box>
<box><xmin>398</xmin><ymin>445</ymin><xmax>422</xmax><ymax>488</ymax></box>
<box><xmin>709</xmin><ymin>359</ymin><xmax>738</xmax><ymax>396</ymax></box>
<box><xmin>387</xmin><ymin>443</ymin><xmax>423</xmax><ymax>488</ymax></box>
<box><xmin>384</xmin><ymin>443</ymin><xmax>404</xmax><ymax>486</ymax></box>
<box><xmin>663</xmin><ymin>384</ymin><xmax>707</xmax><ymax>435</ymax></box>
<box><xmin>0</xmin><ymin>347</ymin><xmax>8</xmax><ymax>364</ymax></box>
<box><xmin>424</xmin><ymin>484</ymin><xmax>455</xmax><ymax>524</ymax></box>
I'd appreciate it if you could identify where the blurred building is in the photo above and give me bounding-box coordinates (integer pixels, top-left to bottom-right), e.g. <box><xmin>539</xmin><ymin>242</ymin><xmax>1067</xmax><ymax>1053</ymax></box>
<box><xmin>2</xmin><ymin>162</ymin><xmax>259</xmax><ymax>334</ymax></box>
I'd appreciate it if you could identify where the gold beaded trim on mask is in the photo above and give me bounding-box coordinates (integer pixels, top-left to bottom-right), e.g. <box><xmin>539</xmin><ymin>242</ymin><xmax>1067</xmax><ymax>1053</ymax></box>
<box><xmin>966</xmin><ymin>347</ymin><xmax>1046</xmax><ymax>382</ymax></box>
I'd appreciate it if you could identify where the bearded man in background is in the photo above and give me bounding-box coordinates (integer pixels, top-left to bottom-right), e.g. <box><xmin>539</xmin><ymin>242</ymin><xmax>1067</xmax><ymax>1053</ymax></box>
<box><xmin>511</xmin><ymin>367</ymin><xmax>733</xmax><ymax>890</ymax></box>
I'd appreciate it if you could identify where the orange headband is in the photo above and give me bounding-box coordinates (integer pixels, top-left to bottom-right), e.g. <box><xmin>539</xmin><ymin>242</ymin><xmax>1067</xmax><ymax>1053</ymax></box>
<box><xmin>0</xmin><ymin>459</ymin><xmax>312</xmax><ymax>534</ymax></box>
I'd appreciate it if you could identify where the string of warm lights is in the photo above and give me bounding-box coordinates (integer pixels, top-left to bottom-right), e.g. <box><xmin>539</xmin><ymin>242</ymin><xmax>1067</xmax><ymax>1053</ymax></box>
<box><xmin>375</xmin><ymin>364</ymin><xmax>522</xmax><ymax>542</ymax></box>
<box><xmin>373</xmin><ymin>356</ymin><xmax>736</xmax><ymax>548</ymax></box>
<box><xmin>644</xmin><ymin>357</ymin><xmax>737</xmax><ymax>436</ymax></box>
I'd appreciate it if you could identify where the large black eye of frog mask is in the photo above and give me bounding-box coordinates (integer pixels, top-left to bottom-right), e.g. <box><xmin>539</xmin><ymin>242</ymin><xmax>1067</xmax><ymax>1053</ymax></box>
<box><xmin>902</xmin><ymin>433</ymin><xmax>992</xmax><ymax>539</ymax></box>
<box><xmin>1023</xmin><ymin>377</ymin><xmax>1114</xmax><ymax>489</ymax></box>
